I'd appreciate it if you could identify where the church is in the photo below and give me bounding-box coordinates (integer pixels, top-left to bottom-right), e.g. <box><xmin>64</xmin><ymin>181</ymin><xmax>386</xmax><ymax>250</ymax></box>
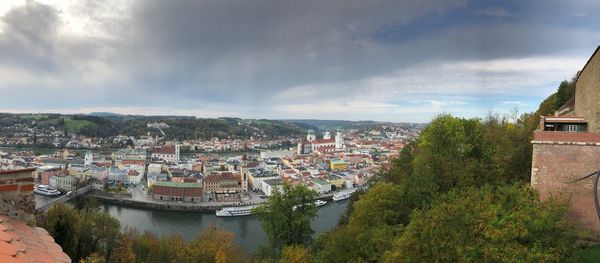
<box><xmin>297</xmin><ymin>129</ymin><xmax>344</xmax><ymax>155</ymax></box>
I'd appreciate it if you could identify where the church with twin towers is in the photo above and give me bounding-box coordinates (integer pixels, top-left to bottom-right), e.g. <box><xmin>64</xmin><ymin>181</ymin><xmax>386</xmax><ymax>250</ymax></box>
<box><xmin>297</xmin><ymin>129</ymin><xmax>344</xmax><ymax>155</ymax></box>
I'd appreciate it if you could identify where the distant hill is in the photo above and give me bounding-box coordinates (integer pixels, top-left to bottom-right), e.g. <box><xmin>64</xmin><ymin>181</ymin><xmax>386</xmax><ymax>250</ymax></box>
<box><xmin>89</xmin><ymin>112</ymin><xmax>122</xmax><ymax>117</ymax></box>
<box><xmin>282</xmin><ymin>119</ymin><xmax>387</xmax><ymax>130</ymax></box>
<box><xmin>0</xmin><ymin>113</ymin><xmax>308</xmax><ymax>140</ymax></box>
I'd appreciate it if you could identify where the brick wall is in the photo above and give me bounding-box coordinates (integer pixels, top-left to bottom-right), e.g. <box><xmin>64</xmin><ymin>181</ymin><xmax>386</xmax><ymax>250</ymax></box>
<box><xmin>0</xmin><ymin>168</ymin><xmax>37</xmax><ymax>225</ymax></box>
<box><xmin>532</xmin><ymin>140</ymin><xmax>600</xmax><ymax>234</ymax></box>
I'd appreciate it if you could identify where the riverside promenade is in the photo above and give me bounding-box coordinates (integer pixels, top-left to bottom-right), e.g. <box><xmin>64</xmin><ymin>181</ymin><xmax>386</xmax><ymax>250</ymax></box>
<box><xmin>89</xmin><ymin>187</ymin><xmax>335</xmax><ymax>213</ymax></box>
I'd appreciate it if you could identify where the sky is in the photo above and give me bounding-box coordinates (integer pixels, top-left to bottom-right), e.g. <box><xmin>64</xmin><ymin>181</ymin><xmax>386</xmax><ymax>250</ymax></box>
<box><xmin>0</xmin><ymin>0</ymin><xmax>599</xmax><ymax>122</ymax></box>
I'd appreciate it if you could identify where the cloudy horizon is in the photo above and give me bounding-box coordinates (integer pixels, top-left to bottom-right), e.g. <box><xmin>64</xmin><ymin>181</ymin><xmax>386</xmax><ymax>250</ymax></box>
<box><xmin>1</xmin><ymin>0</ymin><xmax>599</xmax><ymax>122</ymax></box>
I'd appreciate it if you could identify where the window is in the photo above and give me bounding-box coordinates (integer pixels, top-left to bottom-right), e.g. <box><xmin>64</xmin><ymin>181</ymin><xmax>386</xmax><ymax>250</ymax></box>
<box><xmin>564</xmin><ymin>125</ymin><xmax>580</xmax><ymax>132</ymax></box>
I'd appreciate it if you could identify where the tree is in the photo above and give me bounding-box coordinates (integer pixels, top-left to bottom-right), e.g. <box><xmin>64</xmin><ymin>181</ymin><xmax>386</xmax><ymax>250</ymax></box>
<box><xmin>385</xmin><ymin>185</ymin><xmax>576</xmax><ymax>263</ymax></box>
<box><xmin>79</xmin><ymin>212</ymin><xmax>121</xmax><ymax>261</ymax></box>
<box><xmin>183</xmin><ymin>224</ymin><xmax>243</xmax><ymax>263</ymax></box>
<box><xmin>110</xmin><ymin>232</ymin><xmax>135</xmax><ymax>263</ymax></box>
<box><xmin>80</xmin><ymin>253</ymin><xmax>106</xmax><ymax>263</ymax></box>
<box><xmin>38</xmin><ymin>204</ymin><xmax>81</xmax><ymax>259</ymax></box>
<box><xmin>131</xmin><ymin>231</ymin><xmax>160</xmax><ymax>263</ymax></box>
<box><xmin>280</xmin><ymin>245</ymin><xmax>311</xmax><ymax>263</ymax></box>
<box><xmin>254</xmin><ymin>183</ymin><xmax>319</xmax><ymax>255</ymax></box>
<box><xmin>315</xmin><ymin>183</ymin><xmax>406</xmax><ymax>263</ymax></box>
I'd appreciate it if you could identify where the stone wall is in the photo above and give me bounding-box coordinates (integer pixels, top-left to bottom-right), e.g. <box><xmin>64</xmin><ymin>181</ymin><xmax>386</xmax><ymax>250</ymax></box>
<box><xmin>575</xmin><ymin>47</ymin><xmax>600</xmax><ymax>133</ymax></box>
<box><xmin>532</xmin><ymin>133</ymin><xmax>600</xmax><ymax>235</ymax></box>
<box><xmin>0</xmin><ymin>168</ymin><xmax>37</xmax><ymax>225</ymax></box>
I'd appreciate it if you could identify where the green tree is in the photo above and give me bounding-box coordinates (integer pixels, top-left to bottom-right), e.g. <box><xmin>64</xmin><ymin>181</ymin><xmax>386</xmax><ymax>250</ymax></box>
<box><xmin>254</xmin><ymin>183</ymin><xmax>318</xmax><ymax>255</ymax></box>
<box><xmin>38</xmin><ymin>204</ymin><xmax>81</xmax><ymax>259</ymax></box>
<box><xmin>79</xmin><ymin>212</ymin><xmax>121</xmax><ymax>261</ymax></box>
<box><xmin>315</xmin><ymin>182</ymin><xmax>406</xmax><ymax>263</ymax></box>
<box><xmin>385</xmin><ymin>185</ymin><xmax>576</xmax><ymax>263</ymax></box>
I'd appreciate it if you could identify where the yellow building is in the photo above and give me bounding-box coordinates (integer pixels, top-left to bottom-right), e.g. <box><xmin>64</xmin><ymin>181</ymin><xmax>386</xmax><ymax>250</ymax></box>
<box><xmin>328</xmin><ymin>177</ymin><xmax>345</xmax><ymax>188</ymax></box>
<box><xmin>329</xmin><ymin>159</ymin><xmax>348</xmax><ymax>171</ymax></box>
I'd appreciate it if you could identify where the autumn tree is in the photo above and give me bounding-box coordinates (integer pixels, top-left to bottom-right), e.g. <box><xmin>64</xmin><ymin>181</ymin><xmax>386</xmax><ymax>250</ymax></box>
<box><xmin>183</xmin><ymin>224</ymin><xmax>244</xmax><ymax>263</ymax></box>
<box><xmin>280</xmin><ymin>245</ymin><xmax>311</xmax><ymax>263</ymax></box>
<box><xmin>110</xmin><ymin>232</ymin><xmax>136</xmax><ymax>263</ymax></box>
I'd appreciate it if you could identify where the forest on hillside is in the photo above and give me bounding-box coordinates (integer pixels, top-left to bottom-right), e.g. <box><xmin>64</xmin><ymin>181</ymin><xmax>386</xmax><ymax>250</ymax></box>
<box><xmin>0</xmin><ymin>114</ymin><xmax>311</xmax><ymax>140</ymax></box>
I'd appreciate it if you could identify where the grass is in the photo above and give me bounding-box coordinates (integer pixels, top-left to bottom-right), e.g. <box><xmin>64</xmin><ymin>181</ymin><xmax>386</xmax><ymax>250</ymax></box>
<box><xmin>64</xmin><ymin>118</ymin><xmax>96</xmax><ymax>132</ymax></box>
<box><xmin>19</xmin><ymin>114</ymin><xmax>48</xmax><ymax>120</ymax></box>
<box><xmin>573</xmin><ymin>244</ymin><xmax>600</xmax><ymax>262</ymax></box>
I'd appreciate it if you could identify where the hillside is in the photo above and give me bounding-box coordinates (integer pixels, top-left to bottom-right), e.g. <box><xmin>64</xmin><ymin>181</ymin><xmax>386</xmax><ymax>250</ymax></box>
<box><xmin>0</xmin><ymin>114</ymin><xmax>308</xmax><ymax>140</ymax></box>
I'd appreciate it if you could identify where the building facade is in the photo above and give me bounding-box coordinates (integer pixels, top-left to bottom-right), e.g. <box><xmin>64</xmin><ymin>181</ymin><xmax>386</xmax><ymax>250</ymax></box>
<box><xmin>531</xmin><ymin>46</ymin><xmax>600</xmax><ymax>235</ymax></box>
<box><xmin>152</xmin><ymin>181</ymin><xmax>202</xmax><ymax>203</ymax></box>
<box><xmin>297</xmin><ymin>129</ymin><xmax>344</xmax><ymax>155</ymax></box>
<box><xmin>152</xmin><ymin>145</ymin><xmax>180</xmax><ymax>162</ymax></box>
<box><xmin>203</xmin><ymin>172</ymin><xmax>246</xmax><ymax>194</ymax></box>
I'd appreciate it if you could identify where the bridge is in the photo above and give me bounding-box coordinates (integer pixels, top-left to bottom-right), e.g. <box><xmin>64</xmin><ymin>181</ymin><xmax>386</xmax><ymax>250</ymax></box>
<box><xmin>35</xmin><ymin>185</ymin><xmax>92</xmax><ymax>212</ymax></box>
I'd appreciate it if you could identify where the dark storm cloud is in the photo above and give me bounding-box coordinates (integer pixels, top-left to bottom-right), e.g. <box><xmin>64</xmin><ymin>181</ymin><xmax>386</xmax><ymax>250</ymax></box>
<box><xmin>0</xmin><ymin>2</ymin><xmax>60</xmax><ymax>72</ymax></box>
<box><xmin>0</xmin><ymin>0</ymin><xmax>599</xmax><ymax>121</ymax></box>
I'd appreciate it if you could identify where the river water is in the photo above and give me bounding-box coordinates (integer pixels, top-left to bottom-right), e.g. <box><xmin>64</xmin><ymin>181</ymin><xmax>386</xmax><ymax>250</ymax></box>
<box><xmin>102</xmin><ymin>199</ymin><xmax>349</xmax><ymax>253</ymax></box>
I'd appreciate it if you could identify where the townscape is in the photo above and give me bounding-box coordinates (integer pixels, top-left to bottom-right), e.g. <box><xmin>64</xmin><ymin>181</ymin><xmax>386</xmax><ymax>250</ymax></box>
<box><xmin>2</xmin><ymin>0</ymin><xmax>600</xmax><ymax>262</ymax></box>
<box><xmin>0</xmin><ymin>116</ymin><xmax>422</xmax><ymax>213</ymax></box>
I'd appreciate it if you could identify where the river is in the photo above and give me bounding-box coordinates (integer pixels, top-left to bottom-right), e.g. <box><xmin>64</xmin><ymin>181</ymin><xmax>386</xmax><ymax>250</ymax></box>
<box><xmin>101</xmin><ymin>199</ymin><xmax>349</xmax><ymax>253</ymax></box>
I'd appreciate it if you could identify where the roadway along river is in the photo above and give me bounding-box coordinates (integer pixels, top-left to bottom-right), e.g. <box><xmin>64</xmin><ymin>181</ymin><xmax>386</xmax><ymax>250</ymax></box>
<box><xmin>101</xmin><ymin>199</ymin><xmax>350</xmax><ymax>253</ymax></box>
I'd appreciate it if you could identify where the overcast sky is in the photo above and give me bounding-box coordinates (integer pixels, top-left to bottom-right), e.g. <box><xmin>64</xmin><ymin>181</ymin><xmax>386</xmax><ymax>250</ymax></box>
<box><xmin>0</xmin><ymin>0</ymin><xmax>599</xmax><ymax>122</ymax></box>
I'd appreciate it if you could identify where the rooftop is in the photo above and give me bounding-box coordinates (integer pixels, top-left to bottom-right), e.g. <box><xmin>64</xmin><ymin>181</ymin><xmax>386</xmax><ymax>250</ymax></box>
<box><xmin>263</xmin><ymin>179</ymin><xmax>282</xmax><ymax>186</ymax></box>
<box><xmin>330</xmin><ymin>159</ymin><xmax>347</xmax><ymax>165</ymax></box>
<box><xmin>0</xmin><ymin>215</ymin><xmax>71</xmax><ymax>263</ymax></box>
<box><xmin>153</xmin><ymin>181</ymin><xmax>202</xmax><ymax>188</ymax></box>
<box><xmin>312</xmin><ymin>178</ymin><xmax>330</xmax><ymax>185</ymax></box>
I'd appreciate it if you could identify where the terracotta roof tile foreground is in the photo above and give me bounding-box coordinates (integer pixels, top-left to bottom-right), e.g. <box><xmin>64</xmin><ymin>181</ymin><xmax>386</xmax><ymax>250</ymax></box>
<box><xmin>0</xmin><ymin>215</ymin><xmax>71</xmax><ymax>263</ymax></box>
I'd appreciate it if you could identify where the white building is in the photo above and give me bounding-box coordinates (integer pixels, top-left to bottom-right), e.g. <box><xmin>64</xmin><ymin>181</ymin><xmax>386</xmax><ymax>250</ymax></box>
<box><xmin>148</xmin><ymin>163</ymin><xmax>163</xmax><ymax>174</ymax></box>
<box><xmin>248</xmin><ymin>169</ymin><xmax>279</xmax><ymax>191</ymax></box>
<box><xmin>84</xmin><ymin>151</ymin><xmax>93</xmax><ymax>166</ymax></box>
<box><xmin>310</xmin><ymin>178</ymin><xmax>332</xmax><ymax>194</ymax></box>
<box><xmin>151</xmin><ymin>145</ymin><xmax>180</xmax><ymax>162</ymax></box>
<box><xmin>261</xmin><ymin>179</ymin><xmax>283</xmax><ymax>196</ymax></box>
<box><xmin>260</xmin><ymin>149</ymin><xmax>295</xmax><ymax>159</ymax></box>
<box><xmin>297</xmin><ymin>129</ymin><xmax>345</xmax><ymax>155</ymax></box>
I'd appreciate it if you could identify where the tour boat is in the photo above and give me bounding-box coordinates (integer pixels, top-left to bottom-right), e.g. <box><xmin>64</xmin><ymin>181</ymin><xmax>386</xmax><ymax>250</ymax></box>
<box><xmin>216</xmin><ymin>205</ymin><xmax>258</xmax><ymax>217</ymax></box>
<box><xmin>34</xmin><ymin>185</ymin><xmax>61</xmax><ymax>196</ymax></box>
<box><xmin>333</xmin><ymin>189</ymin><xmax>356</xmax><ymax>201</ymax></box>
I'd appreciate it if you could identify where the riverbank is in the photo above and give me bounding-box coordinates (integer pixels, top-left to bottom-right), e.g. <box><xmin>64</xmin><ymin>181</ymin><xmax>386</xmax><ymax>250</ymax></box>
<box><xmin>89</xmin><ymin>189</ymin><xmax>336</xmax><ymax>212</ymax></box>
<box><xmin>101</xmin><ymin>198</ymin><xmax>350</xmax><ymax>253</ymax></box>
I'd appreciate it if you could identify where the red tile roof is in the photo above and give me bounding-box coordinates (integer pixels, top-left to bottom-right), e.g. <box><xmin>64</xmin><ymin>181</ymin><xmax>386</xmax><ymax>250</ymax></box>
<box><xmin>0</xmin><ymin>215</ymin><xmax>70</xmax><ymax>263</ymax></box>
<box><xmin>153</xmin><ymin>146</ymin><xmax>176</xmax><ymax>155</ymax></box>
<box><xmin>0</xmin><ymin>169</ymin><xmax>36</xmax><ymax>175</ymax></box>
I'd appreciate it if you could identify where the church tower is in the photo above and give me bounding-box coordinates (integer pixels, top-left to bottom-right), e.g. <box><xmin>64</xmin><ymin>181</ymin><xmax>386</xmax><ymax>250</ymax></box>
<box><xmin>335</xmin><ymin>130</ymin><xmax>344</xmax><ymax>149</ymax></box>
<box><xmin>84</xmin><ymin>151</ymin><xmax>93</xmax><ymax>166</ymax></box>
<box><xmin>307</xmin><ymin>129</ymin><xmax>316</xmax><ymax>141</ymax></box>
<box><xmin>240</xmin><ymin>156</ymin><xmax>249</xmax><ymax>192</ymax></box>
<box><xmin>323</xmin><ymin>129</ymin><xmax>331</xmax><ymax>140</ymax></box>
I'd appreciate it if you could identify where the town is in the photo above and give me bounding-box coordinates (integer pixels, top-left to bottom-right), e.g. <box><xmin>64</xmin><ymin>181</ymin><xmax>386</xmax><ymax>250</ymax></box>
<box><xmin>0</xmin><ymin>118</ymin><xmax>422</xmax><ymax>212</ymax></box>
